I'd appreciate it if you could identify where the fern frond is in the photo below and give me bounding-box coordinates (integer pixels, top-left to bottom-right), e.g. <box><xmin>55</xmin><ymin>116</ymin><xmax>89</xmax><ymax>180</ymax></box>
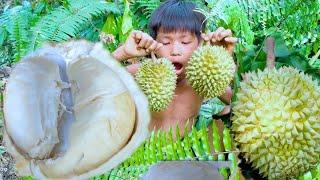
<box><xmin>280</xmin><ymin>1</ymin><xmax>319</xmax><ymax>49</ymax></box>
<box><xmin>94</xmin><ymin>120</ymin><xmax>238</xmax><ymax>179</ymax></box>
<box><xmin>0</xmin><ymin>3</ymin><xmax>33</xmax><ymax>63</ymax></box>
<box><xmin>236</xmin><ymin>0</ymin><xmax>319</xmax><ymax>53</ymax></box>
<box><xmin>77</xmin><ymin>16</ymin><xmax>106</xmax><ymax>42</ymax></box>
<box><xmin>195</xmin><ymin>0</ymin><xmax>233</xmax><ymax>31</ymax></box>
<box><xmin>9</xmin><ymin>14</ymin><xmax>30</xmax><ymax>62</ymax></box>
<box><xmin>223</xmin><ymin>127</ymin><xmax>240</xmax><ymax>180</ymax></box>
<box><xmin>0</xmin><ymin>46</ymin><xmax>11</xmax><ymax>66</ymax></box>
<box><xmin>30</xmin><ymin>0</ymin><xmax>119</xmax><ymax>50</ymax></box>
<box><xmin>202</xmin><ymin>0</ymin><xmax>319</xmax><ymax>57</ymax></box>
<box><xmin>211</xmin><ymin>119</ymin><xmax>228</xmax><ymax>178</ymax></box>
<box><xmin>133</xmin><ymin>0</ymin><xmax>161</xmax><ymax>19</ymax></box>
<box><xmin>196</xmin><ymin>0</ymin><xmax>255</xmax><ymax>52</ymax></box>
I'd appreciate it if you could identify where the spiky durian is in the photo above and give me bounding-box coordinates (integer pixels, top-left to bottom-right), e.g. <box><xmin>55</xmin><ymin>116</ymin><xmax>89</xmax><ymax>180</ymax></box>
<box><xmin>186</xmin><ymin>45</ymin><xmax>235</xmax><ymax>98</ymax></box>
<box><xmin>232</xmin><ymin>66</ymin><xmax>320</xmax><ymax>179</ymax></box>
<box><xmin>135</xmin><ymin>58</ymin><xmax>177</xmax><ymax>112</ymax></box>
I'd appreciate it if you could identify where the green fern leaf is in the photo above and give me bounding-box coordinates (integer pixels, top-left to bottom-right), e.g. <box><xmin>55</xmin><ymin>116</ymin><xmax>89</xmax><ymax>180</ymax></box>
<box><xmin>30</xmin><ymin>0</ymin><xmax>119</xmax><ymax>50</ymax></box>
<box><xmin>211</xmin><ymin>120</ymin><xmax>228</xmax><ymax>179</ymax></box>
<box><xmin>223</xmin><ymin>127</ymin><xmax>240</xmax><ymax>180</ymax></box>
<box><xmin>0</xmin><ymin>3</ymin><xmax>33</xmax><ymax>63</ymax></box>
<box><xmin>96</xmin><ymin>122</ymin><xmax>237</xmax><ymax>179</ymax></box>
<box><xmin>175</xmin><ymin>126</ymin><xmax>186</xmax><ymax>160</ymax></box>
<box><xmin>134</xmin><ymin>0</ymin><xmax>161</xmax><ymax>19</ymax></box>
<box><xmin>10</xmin><ymin>14</ymin><xmax>30</xmax><ymax>62</ymax></box>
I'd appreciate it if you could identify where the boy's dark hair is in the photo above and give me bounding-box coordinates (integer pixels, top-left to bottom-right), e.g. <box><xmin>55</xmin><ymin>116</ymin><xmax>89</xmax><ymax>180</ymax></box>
<box><xmin>148</xmin><ymin>0</ymin><xmax>206</xmax><ymax>40</ymax></box>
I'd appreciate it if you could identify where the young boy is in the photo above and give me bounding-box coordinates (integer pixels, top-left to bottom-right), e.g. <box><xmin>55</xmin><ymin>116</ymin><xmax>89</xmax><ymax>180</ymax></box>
<box><xmin>112</xmin><ymin>0</ymin><xmax>237</xmax><ymax>136</ymax></box>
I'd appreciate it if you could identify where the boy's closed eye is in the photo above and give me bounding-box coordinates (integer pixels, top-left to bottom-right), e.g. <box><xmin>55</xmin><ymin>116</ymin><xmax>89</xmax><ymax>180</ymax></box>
<box><xmin>161</xmin><ymin>41</ymin><xmax>191</xmax><ymax>45</ymax></box>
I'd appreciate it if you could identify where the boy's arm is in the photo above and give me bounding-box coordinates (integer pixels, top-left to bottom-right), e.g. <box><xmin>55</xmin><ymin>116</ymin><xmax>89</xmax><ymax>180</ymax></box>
<box><xmin>112</xmin><ymin>30</ymin><xmax>163</xmax><ymax>61</ymax></box>
<box><xmin>218</xmin><ymin>86</ymin><xmax>232</xmax><ymax>116</ymax></box>
<box><xmin>112</xmin><ymin>45</ymin><xmax>130</xmax><ymax>61</ymax></box>
<box><xmin>219</xmin><ymin>86</ymin><xmax>232</xmax><ymax>105</ymax></box>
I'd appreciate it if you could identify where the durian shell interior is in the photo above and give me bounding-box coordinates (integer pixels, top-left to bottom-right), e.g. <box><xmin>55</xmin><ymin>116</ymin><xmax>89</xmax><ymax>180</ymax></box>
<box><xmin>3</xmin><ymin>40</ymin><xmax>150</xmax><ymax>179</ymax></box>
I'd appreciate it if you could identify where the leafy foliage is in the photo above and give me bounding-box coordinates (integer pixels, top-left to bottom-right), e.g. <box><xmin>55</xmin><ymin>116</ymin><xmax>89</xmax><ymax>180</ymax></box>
<box><xmin>198</xmin><ymin>0</ymin><xmax>319</xmax><ymax>72</ymax></box>
<box><xmin>0</xmin><ymin>0</ymin><xmax>119</xmax><ymax>63</ymax></box>
<box><xmin>132</xmin><ymin>0</ymin><xmax>162</xmax><ymax>19</ymax></box>
<box><xmin>92</xmin><ymin>121</ymin><xmax>240</xmax><ymax>180</ymax></box>
<box><xmin>195</xmin><ymin>98</ymin><xmax>225</xmax><ymax>129</ymax></box>
<box><xmin>31</xmin><ymin>0</ymin><xmax>118</xmax><ymax>47</ymax></box>
<box><xmin>0</xmin><ymin>2</ymin><xmax>34</xmax><ymax>64</ymax></box>
<box><xmin>238</xmin><ymin>0</ymin><xmax>319</xmax><ymax>56</ymax></box>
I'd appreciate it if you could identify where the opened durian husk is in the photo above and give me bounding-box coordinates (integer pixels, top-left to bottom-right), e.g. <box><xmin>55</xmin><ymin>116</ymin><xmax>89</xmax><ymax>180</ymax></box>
<box><xmin>3</xmin><ymin>40</ymin><xmax>151</xmax><ymax>179</ymax></box>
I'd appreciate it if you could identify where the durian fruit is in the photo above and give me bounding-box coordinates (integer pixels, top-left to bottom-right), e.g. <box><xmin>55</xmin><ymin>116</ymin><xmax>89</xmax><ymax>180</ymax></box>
<box><xmin>232</xmin><ymin>66</ymin><xmax>320</xmax><ymax>179</ymax></box>
<box><xmin>3</xmin><ymin>40</ymin><xmax>150</xmax><ymax>179</ymax></box>
<box><xmin>135</xmin><ymin>57</ymin><xmax>177</xmax><ymax>112</ymax></box>
<box><xmin>186</xmin><ymin>45</ymin><xmax>235</xmax><ymax>99</ymax></box>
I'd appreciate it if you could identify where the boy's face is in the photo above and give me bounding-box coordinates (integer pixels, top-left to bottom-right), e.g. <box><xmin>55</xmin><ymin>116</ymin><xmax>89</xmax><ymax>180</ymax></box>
<box><xmin>156</xmin><ymin>28</ymin><xmax>200</xmax><ymax>82</ymax></box>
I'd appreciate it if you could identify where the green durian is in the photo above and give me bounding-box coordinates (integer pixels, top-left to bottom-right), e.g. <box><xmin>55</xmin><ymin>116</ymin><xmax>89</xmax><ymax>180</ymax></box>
<box><xmin>232</xmin><ymin>66</ymin><xmax>320</xmax><ymax>179</ymax></box>
<box><xmin>186</xmin><ymin>45</ymin><xmax>235</xmax><ymax>98</ymax></box>
<box><xmin>135</xmin><ymin>58</ymin><xmax>177</xmax><ymax>112</ymax></box>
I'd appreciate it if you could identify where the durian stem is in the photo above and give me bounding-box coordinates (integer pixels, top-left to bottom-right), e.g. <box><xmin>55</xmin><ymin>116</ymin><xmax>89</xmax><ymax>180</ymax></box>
<box><xmin>151</xmin><ymin>52</ymin><xmax>157</xmax><ymax>61</ymax></box>
<box><xmin>200</xmin><ymin>40</ymin><xmax>210</xmax><ymax>46</ymax></box>
<box><xmin>266</xmin><ymin>37</ymin><xmax>275</xmax><ymax>69</ymax></box>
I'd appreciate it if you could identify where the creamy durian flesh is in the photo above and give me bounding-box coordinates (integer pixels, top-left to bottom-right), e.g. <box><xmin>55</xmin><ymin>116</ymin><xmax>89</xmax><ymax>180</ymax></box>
<box><xmin>3</xmin><ymin>40</ymin><xmax>150</xmax><ymax>179</ymax></box>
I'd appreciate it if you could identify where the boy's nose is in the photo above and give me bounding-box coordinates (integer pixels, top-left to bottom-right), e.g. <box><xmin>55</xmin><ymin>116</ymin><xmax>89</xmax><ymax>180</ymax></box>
<box><xmin>171</xmin><ymin>42</ymin><xmax>182</xmax><ymax>56</ymax></box>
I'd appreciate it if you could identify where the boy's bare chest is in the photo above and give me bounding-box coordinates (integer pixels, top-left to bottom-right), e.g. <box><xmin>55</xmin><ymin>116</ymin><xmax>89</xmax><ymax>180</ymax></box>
<box><xmin>149</xmin><ymin>84</ymin><xmax>203</xmax><ymax>132</ymax></box>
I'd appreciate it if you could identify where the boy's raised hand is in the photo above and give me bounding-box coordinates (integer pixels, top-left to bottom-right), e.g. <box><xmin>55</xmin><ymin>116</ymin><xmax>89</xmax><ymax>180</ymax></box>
<box><xmin>113</xmin><ymin>30</ymin><xmax>163</xmax><ymax>61</ymax></box>
<box><xmin>201</xmin><ymin>27</ymin><xmax>237</xmax><ymax>54</ymax></box>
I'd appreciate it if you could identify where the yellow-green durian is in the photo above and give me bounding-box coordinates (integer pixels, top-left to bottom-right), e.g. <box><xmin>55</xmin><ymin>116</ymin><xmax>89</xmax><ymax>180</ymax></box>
<box><xmin>135</xmin><ymin>58</ymin><xmax>177</xmax><ymax>112</ymax></box>
<box><xmin>186</xmin><ymin>45</ymin><xmax>235</xmax><ymax>98</ymax></box>
<box><xmin>232</xmin><ymin>66</ymin><xmax>320</xmax><ymax>179</ymax></box>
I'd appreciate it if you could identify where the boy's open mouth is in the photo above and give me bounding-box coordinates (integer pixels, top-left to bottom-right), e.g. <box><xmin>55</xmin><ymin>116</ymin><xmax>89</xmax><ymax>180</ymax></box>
<box><xmin>173</xmin><ymin>62</ymin><xmax>183</xmax><ymax>71</ymax></box>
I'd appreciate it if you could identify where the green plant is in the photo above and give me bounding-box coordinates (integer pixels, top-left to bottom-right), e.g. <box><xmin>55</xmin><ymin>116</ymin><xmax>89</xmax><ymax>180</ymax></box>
<box><xmin>132</xmin><ymin>0</ymin><xmax>162</xmax><ymax>19</ymax></box>
<box><xmin>196</xmin><ymin>0</ymin><xmax>319</xmax><ymax>84</ymax></box>
<box><xmin>93</xmin><ymin>120</ymin><xmax>240</xmax><ymax>179</ymax></box>
<box><xmin>0</xmin><ymin>0</ymin><xmax>119</xmax><ymax>64</ymax></box>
